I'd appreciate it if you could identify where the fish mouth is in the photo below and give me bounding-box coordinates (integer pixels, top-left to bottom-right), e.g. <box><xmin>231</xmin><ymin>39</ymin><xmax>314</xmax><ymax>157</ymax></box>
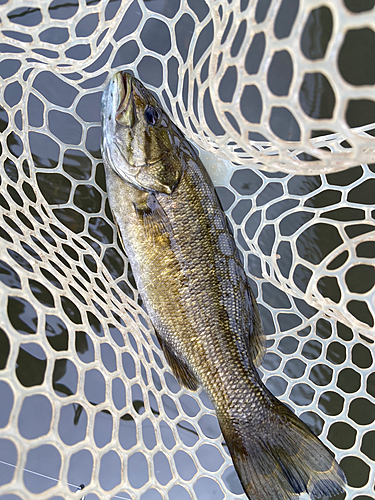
<box><xmin>115</xmin><ymin>72</ymin><xmax>135</xmax><ymax>126</ymax></box>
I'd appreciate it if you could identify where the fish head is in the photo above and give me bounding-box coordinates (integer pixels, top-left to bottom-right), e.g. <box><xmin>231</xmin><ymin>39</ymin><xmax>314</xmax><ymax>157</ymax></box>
<box><xmin>101</xmin><ymin>71</ymin><xmax>185</xmax><ymax>195</ymax></box>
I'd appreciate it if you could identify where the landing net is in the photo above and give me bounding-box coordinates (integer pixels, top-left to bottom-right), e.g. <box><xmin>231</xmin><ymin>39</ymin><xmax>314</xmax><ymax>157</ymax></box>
<box><xmin>0</xmin><ymin>0</ymin><xmax>374</xmax><ymax>499</ymax></box>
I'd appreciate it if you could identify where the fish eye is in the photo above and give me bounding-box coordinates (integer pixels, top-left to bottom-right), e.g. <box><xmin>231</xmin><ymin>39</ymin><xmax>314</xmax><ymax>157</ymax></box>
<box><xmin>144</xmin><ymin>106</ymin><xmax>159</xmax><ymax>125</ymax></box>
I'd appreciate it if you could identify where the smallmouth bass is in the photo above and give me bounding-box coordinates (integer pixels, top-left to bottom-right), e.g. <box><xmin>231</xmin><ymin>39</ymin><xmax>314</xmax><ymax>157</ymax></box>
<box><xmin>101</xmin><ymin>71</ymin><xmax>346</xmax><ymax>499</ymax></box>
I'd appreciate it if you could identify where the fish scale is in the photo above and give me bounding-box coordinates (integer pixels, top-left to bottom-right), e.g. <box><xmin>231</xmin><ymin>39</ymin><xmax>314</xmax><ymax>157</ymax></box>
<box><xmin>101</xmin><ymin>71</ymin><xmax>347</xmax><ymax>500</ymax></box>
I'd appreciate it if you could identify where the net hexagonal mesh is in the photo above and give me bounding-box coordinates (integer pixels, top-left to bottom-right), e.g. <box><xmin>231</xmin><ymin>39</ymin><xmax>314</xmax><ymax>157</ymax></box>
<box><xmin>0</xmin><ymin>0</ymin><xmax>374</xmax><ymax>499</ymax></box>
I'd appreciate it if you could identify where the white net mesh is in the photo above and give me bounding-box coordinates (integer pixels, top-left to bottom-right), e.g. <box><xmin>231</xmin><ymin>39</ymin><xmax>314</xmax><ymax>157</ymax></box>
<box><xmin>0</xmin><ymin>0</ymin><xmax>374</xmax><ymax>498</ymax></box>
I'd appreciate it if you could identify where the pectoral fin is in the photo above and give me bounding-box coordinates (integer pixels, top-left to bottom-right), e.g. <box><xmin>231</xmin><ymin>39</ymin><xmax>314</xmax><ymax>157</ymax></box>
<box><xmin>155</xmin><ymin>332</ymin><xmax>199</xmax><ymax>391</ymax></box>
<box><xmin>133</xmin><ymin>193</ymin><xmax>173</xmax><ymax>242</ymax></box>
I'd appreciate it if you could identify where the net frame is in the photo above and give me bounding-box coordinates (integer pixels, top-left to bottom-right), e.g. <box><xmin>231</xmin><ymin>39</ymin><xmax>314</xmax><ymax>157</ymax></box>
<box><xmin>0</xmin><ymin>0</ymin><xmax>374</xmax><ymax>498</ymax></box>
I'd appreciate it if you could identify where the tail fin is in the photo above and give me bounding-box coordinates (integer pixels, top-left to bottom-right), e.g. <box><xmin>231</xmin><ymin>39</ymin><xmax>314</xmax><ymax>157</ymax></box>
<box><xmin>220</xmin><ymin>397</ymin><xmax>346</xmax><ymax>500</ymax></box>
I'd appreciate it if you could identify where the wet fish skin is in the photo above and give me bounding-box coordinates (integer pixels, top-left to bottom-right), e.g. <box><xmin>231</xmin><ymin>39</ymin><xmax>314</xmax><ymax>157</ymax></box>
<box><xmin>101</xmin><ymin>71</ymin><xmax>347</xmax><ymax>500</ymax></box>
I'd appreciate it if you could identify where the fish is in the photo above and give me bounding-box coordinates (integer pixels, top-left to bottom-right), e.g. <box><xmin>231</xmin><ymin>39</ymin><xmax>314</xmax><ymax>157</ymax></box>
<box><xmin>101</xmin><ymin>71</ymin><xmax>347</xmax><ymax>499</ymax></box>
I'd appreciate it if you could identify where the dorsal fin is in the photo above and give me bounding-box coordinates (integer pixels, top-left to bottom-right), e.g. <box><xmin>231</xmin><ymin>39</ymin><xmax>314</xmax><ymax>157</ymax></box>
<box><xmin>155</xmin><ymin>331</ymin><xmax>199</xmax><ymax>391</ymax></box>
<box><xmin>248</xmin><ymin>287</ymin><xmax>266</xmax><ymax>367</ymax></box>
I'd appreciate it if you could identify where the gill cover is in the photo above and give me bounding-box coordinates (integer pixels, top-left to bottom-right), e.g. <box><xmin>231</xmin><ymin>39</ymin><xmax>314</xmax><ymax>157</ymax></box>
<box><xmin>102</xmin><ymin>71</ymin><xmax>183</xmax><ymax>195</ymax></box>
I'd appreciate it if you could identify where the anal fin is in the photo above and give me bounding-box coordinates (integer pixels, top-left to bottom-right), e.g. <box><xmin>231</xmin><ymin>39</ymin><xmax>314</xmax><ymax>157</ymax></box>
<box><xmin>155</xmin><ymin>332</ymin><xmax>199</xmax><ymax>391</ymax></box>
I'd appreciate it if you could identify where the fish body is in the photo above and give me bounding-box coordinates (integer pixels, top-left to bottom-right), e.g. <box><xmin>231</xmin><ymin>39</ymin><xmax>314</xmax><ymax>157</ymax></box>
<box><xmin>101</xmin><ymin>71</ymin><xmax>346</xmax><ymax>499</ymax></box>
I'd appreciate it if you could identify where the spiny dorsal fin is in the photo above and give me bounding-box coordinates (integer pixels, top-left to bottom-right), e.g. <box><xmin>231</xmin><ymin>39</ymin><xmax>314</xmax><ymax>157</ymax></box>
<box><xmin>155</xmin><ymin>332</ymin><xmax>199</xmax><ymax>391</ymax></box>
<box><xmin>248</xmin><ymin>287</ymin><xmax>266</xmax><ymax>367</ymax></box>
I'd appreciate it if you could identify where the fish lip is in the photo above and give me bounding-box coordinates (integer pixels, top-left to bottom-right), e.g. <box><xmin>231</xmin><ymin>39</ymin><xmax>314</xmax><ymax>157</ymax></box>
<box><xmin>115</xmin><ymin>72</ymin><xmax>132</xmax><ymax>118</ymax></box>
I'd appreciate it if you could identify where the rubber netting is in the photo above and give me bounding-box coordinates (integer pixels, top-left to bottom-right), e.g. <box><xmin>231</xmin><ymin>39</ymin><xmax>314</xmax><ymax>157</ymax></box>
<box><xmin>0</xmin><ymin>0</ymin><xmax>374</xmax><ymax>498</ymax></box>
